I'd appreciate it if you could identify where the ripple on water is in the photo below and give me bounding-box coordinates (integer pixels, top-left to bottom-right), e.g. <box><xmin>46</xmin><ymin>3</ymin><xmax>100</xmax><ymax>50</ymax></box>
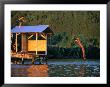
<box><xmin>11</xmin><ymin>60</ymin><xmax>100</xmax><ymax>77</ymax></box>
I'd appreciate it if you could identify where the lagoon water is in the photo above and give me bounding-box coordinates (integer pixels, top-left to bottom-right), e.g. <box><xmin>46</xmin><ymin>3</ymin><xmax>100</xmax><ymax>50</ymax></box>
<box><xmin>11</xmin><ymin>59</ymin><xmax>100</xmax><ymax>77</ymax></box>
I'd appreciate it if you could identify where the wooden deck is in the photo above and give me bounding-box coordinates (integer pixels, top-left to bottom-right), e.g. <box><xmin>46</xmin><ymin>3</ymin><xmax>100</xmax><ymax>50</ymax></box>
<box><xmin>11</xmin><ymin>52</ymin><xmax>48</xmax><ymax>64</ymax></box>
<box><xmin>11</xmin><ymin>52</ymin><xmax>36</xmax><ymax>59</ymax></box>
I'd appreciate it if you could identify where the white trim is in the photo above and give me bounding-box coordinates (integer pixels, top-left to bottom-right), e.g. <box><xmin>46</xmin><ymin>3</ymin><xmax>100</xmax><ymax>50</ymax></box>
<box><xmin>4</xmin><ymin>4</ymin><xmax>107</xmax><ymax>84</ymax></box>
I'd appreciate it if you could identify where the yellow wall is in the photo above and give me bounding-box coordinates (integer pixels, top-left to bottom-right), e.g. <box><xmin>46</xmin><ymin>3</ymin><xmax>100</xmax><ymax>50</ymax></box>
<box><xmin>37</xmin><ymin>40</ymin><xmax>46</xmax><ymax>51</ymax></box>
<box><xmin>28</xmin><ymin>40</ymin><xmax>37</xmax><ymax>51</ymax></box>
<box><xmin>28</xmin><ymin>40</ymin><xmax>46</xmax><ymax>51</ymax></box>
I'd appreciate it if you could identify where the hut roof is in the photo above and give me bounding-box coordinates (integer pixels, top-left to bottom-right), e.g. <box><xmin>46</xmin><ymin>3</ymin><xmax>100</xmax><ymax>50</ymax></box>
<box><xmin>11</xmin><ymin>25</ymin><xmax>53</xmax><ymax>34</ymax></box>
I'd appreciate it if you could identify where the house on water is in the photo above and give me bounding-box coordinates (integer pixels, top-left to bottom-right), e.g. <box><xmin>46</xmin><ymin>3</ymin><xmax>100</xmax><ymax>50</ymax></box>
<box><xmin>11</xmin><ymin>25</ymin><xmax>53</xmax><ymax>64</ymax></box>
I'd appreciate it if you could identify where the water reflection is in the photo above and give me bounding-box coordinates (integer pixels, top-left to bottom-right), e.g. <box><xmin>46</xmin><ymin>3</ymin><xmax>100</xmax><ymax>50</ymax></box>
<box><xmin>11</xmin><ymin>65</ymin><xmax>48</xmax><ymax>77</ymax></box>
<box><xmin>48</xmin><ymin>64</ymin><xmax>99</xmax><ymax>77</ymax></box>
<box><xmin>79</xmin><ymin>64</ymin><xmax>86</xmax><ymax>77</ymax></box>
<box><xmin>27</xmin><ymin>65</ymin><xmax>48</xmax><ymax>77</ymax></box>
<box><xmin>11</xmin><ymin>63</ymin><xmax>100</xmax><ymax>77</ymax></box>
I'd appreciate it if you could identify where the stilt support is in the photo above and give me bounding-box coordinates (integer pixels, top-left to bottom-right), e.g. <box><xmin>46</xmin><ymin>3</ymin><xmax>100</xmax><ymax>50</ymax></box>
<box><xmin>22</xmin><ymin>58</ymin><xmax>24</xmax><ymax>64</ymax></box>
<box><xmin>32</xmin><ymin>58</ymin><xmax>35</xmax><ymax>64</ymax></box>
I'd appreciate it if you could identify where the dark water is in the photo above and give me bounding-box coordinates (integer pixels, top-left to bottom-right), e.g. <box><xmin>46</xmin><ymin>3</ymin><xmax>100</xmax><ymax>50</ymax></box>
<box><xmin>11</xmin><ymin>60</ymin><xmax>100</xmax><ymax>77</ymax></box>
<box><xmin>48</xmin><ymin>64</ymin><xmax>99</xmax><ymax>77</ymax></box>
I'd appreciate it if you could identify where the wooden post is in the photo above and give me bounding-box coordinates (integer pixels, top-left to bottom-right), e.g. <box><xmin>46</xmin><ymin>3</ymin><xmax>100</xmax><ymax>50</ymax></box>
<box><xmin>32</xmin><ymin>58</ymin><xmax>35</xmax><ymax>64</ymax></box>
<box><xmin>21</xmin><ymin>33</ymin><xmax>27</xmax><ymax>52</ymax></box>
<box><xmin>36</xmin><ymin>33</ymin><xmax>38</xmax><ymax>55</ymax></box>
<box><xmin>45</xmin><ymin>34</ymin><xmax>48</xmax><ymax>64</ymax></box>
<box><xmin>22</xmin><ymin>57</ymin><xmax>24</xmax><ymax>64</ymax></box>
<box><xmin>15</xmin><ymin>33</ymin><xmax>18</xmax><ymax>52</ymax></box>
<box><xmin>46</xmin><ymin>34</ymin><xmax>47</xmax><ymax>55</ymax></box>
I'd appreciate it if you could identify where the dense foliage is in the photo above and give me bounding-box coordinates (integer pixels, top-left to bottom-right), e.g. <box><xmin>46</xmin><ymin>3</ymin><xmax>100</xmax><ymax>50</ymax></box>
<box><xmin>11</xmin><ymin>11</ymin><xmax>100</xmax><ymax>59</ymax></box>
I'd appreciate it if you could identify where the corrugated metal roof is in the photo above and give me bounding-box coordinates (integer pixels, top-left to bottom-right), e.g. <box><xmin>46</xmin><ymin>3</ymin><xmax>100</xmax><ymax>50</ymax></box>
<box><xmin>11</xmin><ymin>25</ymin><xmax>49</xmax><ymax>33</ymax></box>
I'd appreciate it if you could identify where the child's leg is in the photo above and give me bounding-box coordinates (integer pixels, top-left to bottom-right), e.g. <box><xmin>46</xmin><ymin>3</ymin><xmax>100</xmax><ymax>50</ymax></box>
<box><xmin>82</xmin><ymin>47</ymin><xmax>86</xmax><ymax>60</ymax></box>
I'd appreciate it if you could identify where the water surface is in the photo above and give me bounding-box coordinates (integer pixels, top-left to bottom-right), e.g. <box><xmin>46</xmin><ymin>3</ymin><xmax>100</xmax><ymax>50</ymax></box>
<box><xmin>11</xmin><ymin>59</ymin><xmax>100</xmax><ymax>77</ymax></box>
